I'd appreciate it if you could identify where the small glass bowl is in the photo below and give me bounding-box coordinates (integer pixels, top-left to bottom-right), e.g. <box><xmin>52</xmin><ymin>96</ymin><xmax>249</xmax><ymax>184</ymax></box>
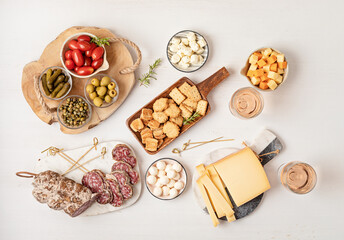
<box><xmin>39</xmin><ymin>66</ymin><xmax>72</xmax><ymax>100</ymax></box>
<box><xmin>57</xmin><ymin>95</ymin><xmax>92</xmax><ymax>129</ymax></box>
<box><xmin>166</xmin><ymin>30</ymin><xmax>209</xmax><ymax>73</ymax></box>
<box><xmin>84</xmin><ymin>74</ymin><xmax>119</xmax><ymax>108</ymax></box>
<box><xmin>145</xmin><ymin>158</ymin><xmax>187</xmax><ymax>201</ymax></box>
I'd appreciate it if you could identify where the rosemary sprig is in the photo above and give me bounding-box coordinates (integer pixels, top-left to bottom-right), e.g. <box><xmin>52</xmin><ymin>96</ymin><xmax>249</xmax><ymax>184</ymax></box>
<box><xmin>138</xmin><ymin>58</ymin><xmax>162</xmax><ymax>87</ymax></box>
<box><xmin>183</xmin><ymin>112</ymin><xmax>201</xmax><ymax>125</ymax></box>
<box><xmin>91</xmin><ymin>36</ymin><xmax>110</xmax><ymax>47</ymax></box>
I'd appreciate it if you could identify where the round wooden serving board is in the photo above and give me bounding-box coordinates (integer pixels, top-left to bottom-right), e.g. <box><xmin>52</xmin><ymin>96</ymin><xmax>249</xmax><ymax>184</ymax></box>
<box><xmin>22</xmin><ymin>26</ymin><xmax>135</xmax><ymax>134</ymax></box>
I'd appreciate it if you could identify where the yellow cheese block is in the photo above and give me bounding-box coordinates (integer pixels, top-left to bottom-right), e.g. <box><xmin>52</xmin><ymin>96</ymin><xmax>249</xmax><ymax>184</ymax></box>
<box><xmin>214</xmin><ymin>147</ymin><xmax>271</xmax><ymax>207</ymax></box>
<box><xmin>196</xmin><ymin>179</ymin><xmax>219</xmax><ymax>227</ymax></box>
<box><xmin>199</xmin><ymin>174</ymin><xmax>235</xmax><ymax>221</ymax></box>
<box><xmin>206</xmin><ymin>165</ymin><xmax>233</xmax><ymax>208</ymax></box>
<box><xmin>196</xmin><ymin>164</ymin><xmax>206</xmax><ymax>176</ymax></box>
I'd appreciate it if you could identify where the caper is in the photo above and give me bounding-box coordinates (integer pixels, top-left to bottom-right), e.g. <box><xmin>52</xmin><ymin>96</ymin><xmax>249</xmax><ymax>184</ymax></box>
<box><xmin>93</xmin><ymin>97</ymin><xmax>103</xmax><ymax>107</ymax></box>
<box><xmin>104</xmin><ymin>95</ymin><xmax>112</xmax><ymax>103</ymax></box>
<box><xmin>108</xmin><ymin>82</ymin><xmax>116</xmax><ymax>90</ymax></box>
<box><xmin>101</xmin><ymin>76</ymin><xmax>111</xmax><ymax>86</ymax></box>
<box><xmin>109</xmin><ymin>89</ymin><xmax>117</xmax><ymax>98</ymax></box>
<box><xmin>96</xmin><ymin>86</ymin><xmax>107</xmax><ymax>97</ymax></box>
<box><xmin>91</xmin><ymin>78</ymin><xmax>100</xmax><ymax>87</ymax></box>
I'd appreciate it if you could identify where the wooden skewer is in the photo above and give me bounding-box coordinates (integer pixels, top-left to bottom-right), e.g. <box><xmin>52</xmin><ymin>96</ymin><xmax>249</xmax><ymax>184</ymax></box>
<box><xmin>58</xmin><ymin>151</ymin><xmax>89</xmax><ymax>173</ymax></box>
<box><xmin>62</xmin><ymin>147</ymin><xmax>106</xmax><ymax>176</ymax></box>
<box><xmin>188</xmin><ymin>139</ymin><xmax>234</xmax><ymax>145</ymax></box>
<box><xmin>184</xmin><ymin>136</ymin><xmax>224</xmax><ymax>151</ymax></box>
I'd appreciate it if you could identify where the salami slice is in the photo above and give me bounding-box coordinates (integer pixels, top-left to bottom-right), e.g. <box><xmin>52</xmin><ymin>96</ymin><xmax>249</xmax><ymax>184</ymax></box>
<box><xmin>112</xmin><ymin>144</ymin><xmax>137</xmax><ymax>168</ymax></box>
<box><xmin>112</xmin><ymin>161</ymin><xmax>139</xmax><ymax>185</ymax></box>
<box><xmin>82</xmin><ymin>170</ymin><xmax>105</xmax><ymax>193</ymax></box>
<box><xmin>107</xmin><ymin>171</ymin><xmax>133</xmax><ymax>200</ymax></box>
<box><xmin>106</xmin><ymin>179</ymin><xmax>124</xmax><ymax>207</ymax></box>
<box><xmin>97</xmin><ymin>188</ymin><xmax>113</xmax><ymax>205</ymax></box>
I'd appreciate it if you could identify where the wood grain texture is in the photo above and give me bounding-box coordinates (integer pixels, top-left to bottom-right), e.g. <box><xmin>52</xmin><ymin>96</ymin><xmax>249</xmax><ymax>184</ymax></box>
<box><xmin>21</xmin><ymin>26</ymin><xmax>135</xmax><ymax>134</ymax></box>
<box><xmin>126</xmin><ymin>67</ymin><xmax>230</xmax><ymax>155</ymax></box>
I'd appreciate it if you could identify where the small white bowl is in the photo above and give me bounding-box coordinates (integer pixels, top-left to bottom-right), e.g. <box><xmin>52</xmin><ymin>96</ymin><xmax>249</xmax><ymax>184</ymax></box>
<box><xmin>60</xmin><ymin>32</ymin><xmax>109</xmax><ymax>79</ymax></box>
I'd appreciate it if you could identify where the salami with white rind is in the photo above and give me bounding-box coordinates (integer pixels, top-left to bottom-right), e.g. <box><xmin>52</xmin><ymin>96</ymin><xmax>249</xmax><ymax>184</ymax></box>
<box><xmin>106</xmin><ymin>179</ymin><xmax>123</xmax><ymax>207</ymax></box>
<box><xmin>111</xmin><ymin>161</ymin><xmax>139</xmax><ymax>185</ymax></box>
<box><xmin>112</xmin><ymin>144</ymin><xmax>137</xmax><ymax>168</ymax></box>
<box><xmin>108</xmin><ymin>171</ymin><xmax>133</xmax><ymax>200</ymax></box>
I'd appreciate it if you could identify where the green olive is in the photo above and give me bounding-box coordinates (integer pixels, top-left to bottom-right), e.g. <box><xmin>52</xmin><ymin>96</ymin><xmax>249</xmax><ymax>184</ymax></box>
<box><xmin>86</xmin><ymin>84</ymin><xmax>94</xmax><ymax>94</ymax></box>
<box><xmin>91</xmin><ymin>78</ymin><xmax>100</xmax><ymax>87</ymax></box>
<box><xmin>89</xmin><ymin>92</ymin><xmax>97</xmax><ymax>100</ymax></box>
<box><xmin>109</xmin><ymin>89</ymin><xmax>117</xmax><ymax>98</ymax></box>
<box><xmin>93</xmin><ymin>97</ymin><xmax>103</xmax><ymax>107</ymax></box>
<box><xmin>104</xmin><ymin>95</ymin><xmax>112</xmax><ymax>103</ymax></box>
<box><xmin>96</xmin><ymin>86</ymin><xmax>108</xmax><ymax>96</ymax></box>
<box><xmin>108</xmin><ymin>82</ymin><xmax>116</xmax><ymax>90</ymax></box>
<box><xmin>101</xmin><ymin>76</ymin><xmax>111</xmax><ymax>86</ymax></box>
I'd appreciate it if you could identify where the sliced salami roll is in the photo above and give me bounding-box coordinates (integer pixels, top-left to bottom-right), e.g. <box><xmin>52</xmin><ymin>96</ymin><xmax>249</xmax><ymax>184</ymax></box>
<box><xmin>97</xmin><ymin>187</ymin><xmax>113</xmax><ymax>205</ymax></box>
<box><xmin>68</xmin><ymin>193</ymin><xmax>99</xmax><ymax>217</ymax></box>
<box><xmin>112</xmin><ymin>161</ymin><xmax>139</xmax><ymax>185</ymax></box>
<box><xmin>112</xmin><ymin>144</ymin><xmax>137</xmax><ymax>168</ymax></box>
<box><xmin>106</xmin><ymin>179</ymin><xmax>124</xmax><ymax>207</ymax></box>
<box><xmin>82</xmin><ymin>170</ymin><xmax>105</xmax><ymax>193</ymax></box>
<box><xmin>108</xmin><ymin>171</ymin><xmax>133</xmax><ymax>200</ymax></box>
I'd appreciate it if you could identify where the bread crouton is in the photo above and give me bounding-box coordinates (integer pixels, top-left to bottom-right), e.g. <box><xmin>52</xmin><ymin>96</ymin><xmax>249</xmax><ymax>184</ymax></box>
<box><xmin>140</xmin><ymin>108</ymin><xmax>153</xmax><ymax>121</ymax></box>
<box><xmin>141</xmin><ymin>128</ymin><xmax>153</xmax><ymax>144</ymax></box>
<box><xmin>196</xmin><ymin>100</ymin><xmax>208</xmax><ymax>116</ymax></box>
<box><xmin>130</xmin><ymin>118</ymin><xmax>144</xmax><ymax>132</ymax></box>
<box><xmin>153</xmin><ymin>128</ymin><xmax>166</xmax><ymax>139</ymax></box>
<box><xmin>145</xmin><ymin>138</ymin><xmax>158</xmax><ymax>152</ymax></box>
<box><xmin>147</xmin><ymin>119</ymin><xmax>160</xmax><ymax>130</ymax></box>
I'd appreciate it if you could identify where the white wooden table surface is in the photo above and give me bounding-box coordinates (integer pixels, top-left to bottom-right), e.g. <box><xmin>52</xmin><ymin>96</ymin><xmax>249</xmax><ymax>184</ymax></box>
<box><xmin>0</xmin><ymin>0</ymin><xmax>343</xmax><ymax>239</ymax></box>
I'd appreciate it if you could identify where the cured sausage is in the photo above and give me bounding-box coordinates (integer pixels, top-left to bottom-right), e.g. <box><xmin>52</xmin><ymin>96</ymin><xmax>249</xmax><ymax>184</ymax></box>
<box><xmin>112</xmin><ymin>144</ymin><xmax>137</xmax><ymax>168</ymax></box>
<box><xmin>82</xmin><ymin>170</ymin><xmax>105</xmax><ymax>193</ymax></box>
<box><xmin>107</xmin><ymin>171</ymin><xmax>133</xmax><ymax>200</ymax></box>
<box><xmin>106</xmin><ymin>179</ymin><xmax>124</xmax><ymax>207</ymax></box>
<box><xmin>111</xmin><ymin>161</ymin><xmax>139</xmax><ymax>185</ymax></box>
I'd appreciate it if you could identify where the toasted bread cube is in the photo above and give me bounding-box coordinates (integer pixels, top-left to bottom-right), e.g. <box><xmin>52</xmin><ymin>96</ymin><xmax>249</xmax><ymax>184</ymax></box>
<box><xmin>267</xmin><ymin>71</ymin><xmax>279</xmax><ymax>80</ymax></box>
<box><xmin>187</xmin><ymin>86</ymin><xmax>202</xmax><ymax>102</ymax></box>
<box><xmin>254</xmin><ymin>69</ymin><xmax>264</xmax><ymax>77</ymax></box>
<box><xmin>153</xmin><ymin>98</ymin><xmax>169</xmax><ymax>112</ymax></box>
<box><xmin>182</xmin><ymin>98</ymin><xmax>197</xmax><ymax>111</ymax></box>
<box><xmin>259</xmin><ymin>81</ymin><xmax>269</xmax><ymax>90</ymax></box>
<box><xmin>249</xmin><ymin>54</ymin><xmax>258</xmax><ymax>64</ymax></box>
<box><xmin>278</xmin><ymin>61</ymin><xmax>287</xmax><ymax>69</ymax></box>
<box><xmin>261</xmin><ymin>74</ymin><xmax>269</xmax><ymax>82</ymax></box>
<box><xmin>249</xmin><ymin>64</ymin><xmax>258</xmax><ymax>71</ymax></box>
<box><xmin>163</xmin><ymin>121</ymin><xmax>180</xmax><ymax>138</ymax></box>
<box><xmin>247</xmin><ymin>70</ymin><xmax>254</xmax><ymax>77</ymax></box>
<box><xmin>262</xmin><ymin>64</ymin><xmax>271</xmax><ymax>73</ymax></box>
<box><xmin>152</xmin><ymin>111</ymin><xmax>168</xmax><ymax>123</ymax></box>
<box><xmin>251</xmin><ymin>77</ymin><xmax>261</xmax><ymax>85</ymax></box>
<box><xmin>145</xmin><ymin>138</ymin><xmax>158</xmax><ymax>152</ymax></box>
<box><xmin>253</xmin><ymin>52</ymin><xmax>263</xmax><ymax>60</ymax></box>
<box><xmin>179</xmin><ymin>104</ymin><xmax>192</xmax><ymax>119</ymax></box>
<box><xmin>130</xmin><ymin>118</ymin><xmax>144</xmax><ymax>132</ymax></box>
<box><xmin>153</xmin><ymin>128</ymin><xmax>165</xmax><ymax>139</ymax></box>
<box><xmin>170</xmin><ymin>116</ymin><xmax>183</xmax><ymax>127</ymax></box>
<box><xmin>178</xmin><ymin>82</ymin><xmax>192</xmax><ymax>97</ymax></box>
<box><xmin>277</xmin><ymin>68</ymin><xmax>284</xmax><ymax>74</ymax></box>
<box><xmin>141</xmin><ymin>128</ymin><xmax>153</xmax><ymax>144</ymax></box>
<box><xmin>140</xmin><ymin>108</ymin><xmax>153</xmax><ymax>121</ymax></box>
<box><xmin>267</xmin><ymin>80</ymin><xmax>278</xmax><ymax>90</ymax></box>
<box><xmin>275</xmin><ymin>74</ymin><xmax>283</xmax><ymax>84</ymax></box>
<box><xmin>270</xmin><ymin>63</ymin><xmax>278</xmax><ymax>72</ymax></box>
<box><xmin>169</xmin><ymin>88</ymin><xmax>186</xmax><ymax>105</ymax></box>
<box><xmin>196</xmin><ymin>100</ymin><xmax>208</xmax><ymax>116</ymax></box>
<box><xmin>157</xmin><ymin>139</ymin><xmax>164</xmax><ymax>148</ymax></box>
<box><xmin>164</xmin><ymin>103</ymin><xmax>181</xmax><ymax>118</ymax></box>
<box><xmin>263</xmin><ymin>48</ymin><xmax>272</xmax><ymax>56</ymax></box>
<box><xmin>267</xmin><ymin>55</ymin><xmax>277</xmax><ymax>65</ymax></box>
<box><xmin>257</xmin><ymin>59</ymin><xmax>267</xmax><ymax>68</ymax></box>
<box><xmin>276</xmin><ymin>54</ymin><xmax>285</xmax><ymax>63</ymax></box>
<box><xmin>147</xmin><ymin>119</ymin><xmax>160</xmax><ymax>130</ymax></box>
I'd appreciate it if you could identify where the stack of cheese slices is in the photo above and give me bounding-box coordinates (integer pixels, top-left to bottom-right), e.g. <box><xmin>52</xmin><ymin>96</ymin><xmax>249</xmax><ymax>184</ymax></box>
<box><xmin>196</xmin><ymin>147</ymin><xmax>271</xmax><ymax>227</ymax></box>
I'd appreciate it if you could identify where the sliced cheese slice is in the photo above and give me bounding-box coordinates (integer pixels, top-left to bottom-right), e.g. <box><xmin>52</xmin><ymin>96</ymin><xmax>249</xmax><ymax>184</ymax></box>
<box><xmin>199</xmin><ymin>174</ymin><xmax>235</xmax><ymax>221</ymax></box>
<box><xmin>206</xmin><ymin>164</ymin><xmax>233</xmax><ymax>208</ymax></box>
<box><xmin>196</xmin><ymin>164</ymin><xmax>206</xmax><ymax>176</ymax></box>
<box><xmin>196</xmin><ymin>179</ymin><xmax>219</xmax><ymax>227</ymax></box>
<box><xmin>214</xmin><ymin>147</ymin><xmax>271</xmax><ymax>207</ymax></box>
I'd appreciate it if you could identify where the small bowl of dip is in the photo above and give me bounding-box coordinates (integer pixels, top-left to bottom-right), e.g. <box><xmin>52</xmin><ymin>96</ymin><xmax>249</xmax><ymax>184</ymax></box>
<box><xmin>229</xmin><ymin>87</ymin><xmax>264</xmax><ymax>119</ymax></box>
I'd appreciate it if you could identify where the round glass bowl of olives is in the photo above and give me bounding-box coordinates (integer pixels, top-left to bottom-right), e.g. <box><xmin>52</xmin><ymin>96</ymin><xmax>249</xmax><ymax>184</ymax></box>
<box><xmin>39</xmin><ymin>66</ymin><xmax>72</xmax><ymax>100</ymax></box>
<box><xmin>84</xmin><ymin>74</ymin><xmax>119</xmax><ymax>108</ymax></box>
<box><xmin>57</xmin><ymin>95</ymin><xmax>92</xmax><ymax>129</ymax></box>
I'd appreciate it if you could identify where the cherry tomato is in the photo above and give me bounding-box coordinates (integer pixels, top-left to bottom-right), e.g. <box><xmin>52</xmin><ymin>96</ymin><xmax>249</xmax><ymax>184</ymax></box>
<box><xmin>85</xmin><ymin>43</ymin><xmax>97</xmax><ymax>57</ymax></box>
<box><xmin>92</xmin><ymin>47</ymin><xmax>104</xmax><ymax>61</ymax></box>
<box><xmin>64</xmin><ymin>50</ymin><xmax>73</xmax><ymax>60</ymax></box>
<box><xmin>91</xmin><ymin>58</ymin><xmax>103</xmax><ymax>69</ymax></box>
<box><xmin>65</xmin><ymin>59</ymin><xmax>75</xmax><ymax>70</ymax></box>
<box><xmin>72</xmin><ymin>49</ymin><xmax>84</xmax><ymax>67</ymax></box>
<box><xmin>84</xmin><ymin>57</ymin><xmax>92</xmax><ymax>66</ymax></box>
<box><xmin>76</xmin><ymin>66</ymin><xmax>94</xmax><ymax>76</ymax></box>
<box><xmin>74</xmin><ymin>66</ymin><xmax>80</xmax><ymax>72</ymax></box>
<box><xmin>77</xmin><ymin>41</ymin><xmax>91</xmax><ymax>52</ymax></box>
<box><xmin>77</xmin><ymin>35</ymin><xmax>91</xmax><ymax>42</ymax></box>
<box><xmin>68</xmin><ymin>40</ymin><xmax>79</xmax><ymax>50</ymax></box>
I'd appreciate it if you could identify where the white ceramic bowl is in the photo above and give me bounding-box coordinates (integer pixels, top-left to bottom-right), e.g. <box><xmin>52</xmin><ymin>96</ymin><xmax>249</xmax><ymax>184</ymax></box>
<box><xmin>60</xmin><ymin>32</ymin><xmax>109</xmax><ymax>78</ymax></box>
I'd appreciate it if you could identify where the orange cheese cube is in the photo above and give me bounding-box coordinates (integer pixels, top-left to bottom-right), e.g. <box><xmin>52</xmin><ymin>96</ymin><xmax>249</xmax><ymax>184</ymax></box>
<box><xmin>261</xmin><ymin>75</ymin><xmax>269</xmax><ymax>82</ymax></box>
<box><xmin>253</xmin><ymin>52</ymin><xmax>263</xmax><ymax>60</ymax></box>
<box><xmin>267</xmin><ymin>55</ymin><xmax>277</xmax><ymax>65</ymax></box>
<box><xmin>247</xmin><ymin>70</ymin><xmax>254</xmax><ymax>77</ymax></box>
<box><xmin>254</xmin><ymin>69</ymin><xmax>264</xmax><ymax>77</ymax></box>
<box><xmin>270</xmin><ymin>63</ymin><xmax>278</xmax><ymax>72</ymax></box>
<box><xmin>257</xmin><ymin>59</ymin><xmax>267</xmax><ymax>68</ymax></box>
<box><xmin>278</xmin><ymin>61</ymin><xmax>287</xmax><ymax>69</ymax></box>
<box><xmin>259</xmin><ymin>81</ymin><xmax>269</xmax><ymax>90</ymax></box>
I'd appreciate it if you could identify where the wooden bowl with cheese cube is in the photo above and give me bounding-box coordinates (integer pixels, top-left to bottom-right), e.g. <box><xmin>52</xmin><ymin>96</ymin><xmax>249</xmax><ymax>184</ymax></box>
<box><xmin>241</xmin><ymin>47</ymin><xmax>289</xmax><ymax>91</ymax></box>
<box><xmin>126</xmin><ymin>67</ymin><xmax>230</xmax><ymax>155</ymax></box>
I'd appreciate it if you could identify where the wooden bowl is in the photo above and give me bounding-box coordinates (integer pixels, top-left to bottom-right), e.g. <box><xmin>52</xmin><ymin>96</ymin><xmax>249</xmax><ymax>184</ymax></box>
<box><xmin>60</xmin><ymin>32</ymin><xmax>109</xmax><ymax>78</ymax></box>
<box><xmin>126</xmin><ymin>67</ymin><xmax>230</xmax><ymax>155</ymax></box>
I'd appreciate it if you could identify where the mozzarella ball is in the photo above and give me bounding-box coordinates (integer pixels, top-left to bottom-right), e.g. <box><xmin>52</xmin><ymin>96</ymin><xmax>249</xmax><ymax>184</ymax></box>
<box><xmin>178</xmin><ymin>62</ymin><xmax>189</xmax><ymax>69</ymax></box>
<box><xmin>155</xmin><ymin>179</ymin><xmax>163</xmax><ymax>187</ymax></box>
<box><xmin>153</xmin><ymin>187</ymin><xmax>162</xmax><ymax>197</ymax></box>
<box><xmin>167</xmin><ymin>179</ymin><xmax>176</xmax><ymax>188</ymax></box>
<box><xmin>190</xmin><ymin>54</ymin><xmax>199</xmax><ymax>64</ymax></box>
<box><xmin>171</xmin><ymin>37</ymin><xmax>180</xmax><ymax>45</ymax></box>
<box><xmin>190</xmin><ymin>42</ymin><xmax>200</xmax><ymax>52</ymax></box>
<box><xmin>160</xmin><ymin>176</ymin><xmax>169</xmax><ymax>185</ymax></box>
<box><xmin>178</xmin><ymin>43</ymin><xmax>186</xmax><ymax>51</ymax></box>
<box><xmin>198</xmin><ymin>55</ymin><xmax>204</xmax><ymax>64</ymax></box>
<box><xmin>173</xmin><ymin>172</ymin><xmax>181</xmax><ymax>180</ymax></box>
<box><xmin>167</xmin><ymin>169</ymin><xmax>176</xmax><ymax>179</ymax></box>
<box><xmin>171</xmin><ymin>54</ymin><xmax>181</xmax><ymax>64</ymax></box>
<box><xmin>181</xmin><ymin>38</ymin><xmax>189</xmax><ymax>46</ymax></box>
<box><xmin>169</xmin><ymin>188</ymin><xmax>179</xmax><ymax>198</ymax></box>
<box><xmin>158</xmin><ymin>170</ymin><xmax>166</xmax><ymax>178</ymax></box>
<box><xmin>176</xmin><ymin>50</ymin><xmax>184</xmax><ymax>58</ymax></box>
<box><xmin>181</xmin><ymin>56</ymin><xmax>190</xmax><ymax>64</ymax></box>
<box><xmin>165</xmin><ymin>164</ymin><xmax>173</xmax><ymax>172</ymax></box>
<box><xmin>183</xmin><ymin>47</ymin><xmax>193</xmax><ymax>56</ymax></box>
<box><xmin>196</xmin><ymin>47</ymin><xmax>204</xmax><ymax>55</ymax></box>
<box><xmin>172</xmin><ymin>163</ymin><xmax>182</xmax><ymax>172</ymax></box>
<box><xmin>148</xmin><ymin>166</ymin><xmax>158</xmax><ymax>176</ymax></box>
<box><xmin>162</xmin><ymin>186</ymin><xmax>170</xmax><ymax>196</ymax></box>
<box><xmin>187</xmin><ymin>32</ymin><xmax>196</xmax><ymax>42</ymax></box>
<box><xmin>169</xmin><ymin>44</ymin><xmax>179</xmax><ymax>53</ymax></box>
<box><xmin>197</xmin><ymin>38</ymin><xmax>207</xmax><ymax>47</ymax></box>
<box><xmin>156</xmin><ymin>161</ymin><xmax>166</xmax><ymax>170</ymax></box>
<box><xmin>174</xmin><ymin>181</ymin><xmax>184</xmax><ymax>190</ymax></box>
<box><xmin>147</xmin><ymin>175</ymin><xmax>157</xmax><ymax>185</ymax></box>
